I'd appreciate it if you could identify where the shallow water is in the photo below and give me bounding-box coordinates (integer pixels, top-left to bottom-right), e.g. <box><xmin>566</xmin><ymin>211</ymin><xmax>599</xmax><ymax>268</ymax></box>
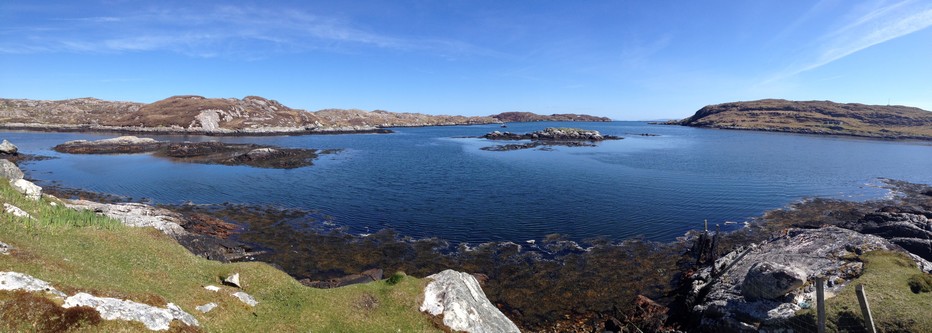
<box><xmin>6</xmin><ymin>122</ymin><xmax>932</xmax><ymax>243</ymax></box>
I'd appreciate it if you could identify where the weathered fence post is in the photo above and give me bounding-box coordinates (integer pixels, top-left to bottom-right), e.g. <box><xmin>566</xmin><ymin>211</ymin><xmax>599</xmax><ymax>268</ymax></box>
<box><xmin>856</xmin><ymin>284</ymin><xmax>877</xmax><ymax>333</ymax></box>
<box><xmin>816</xmin><ymin>277</ymin><xmax>825</xmax><ymax>333</ymax></box>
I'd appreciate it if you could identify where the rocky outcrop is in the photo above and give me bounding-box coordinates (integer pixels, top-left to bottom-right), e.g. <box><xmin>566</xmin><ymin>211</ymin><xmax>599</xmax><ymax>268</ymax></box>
<box><xmin>0</xmin><ymin>159</ymin><xmax>24</xmax><ymax>180</ymax></box>
<box><xmin>420</xmin><ymin>269</ymin><xmax>521</xmax><ymax>333</ymax></box>
<box><xmin>481</xmin><ymin>127</ymin><xmax>622</xmax><ymax>151</ymax></box>
<box><xmin>63</xmin><ymin>292</ymin><xmax>199</xmax><ymax>331</ymax></box>
<box><xmin>484</xmin><ymin>127</ymin><xmax>619</xmax><ymax>141</ymax></box>
<box><xmin>54</xmin><ymin>136</ymin><xmax>326</xmax><ymax>169</ymax></box>
<box><xmin>65</xmin><ymin>199</ymin><xmax>257</xmax><ymax>262</ymax></box>
<box><xmin>686</xmin><ymin>227</ymin><xmax>927</xmax><ymax>331</ymax></box>
<box><xmin>841</xmin><ymin>208</ymin><xmax>932</xmax><ymax>261</ymax></box>
<box><xmin>490</xmin><ymin>112</ymin><xmax>611</xmax><ymax>123</ymax></box>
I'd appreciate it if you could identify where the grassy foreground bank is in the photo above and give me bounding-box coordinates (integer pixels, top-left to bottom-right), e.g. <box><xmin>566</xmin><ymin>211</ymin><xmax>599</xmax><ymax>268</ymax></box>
<box><xmin>0</xmin><ymin>182</ymin><xmax>438</xmax><ymax>332</ymax></box>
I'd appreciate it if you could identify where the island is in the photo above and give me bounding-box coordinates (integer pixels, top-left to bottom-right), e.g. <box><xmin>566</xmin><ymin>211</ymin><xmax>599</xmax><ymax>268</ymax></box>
<box><xmin>0</xmin><ymin>95</ymin><xmax>614</xmax><ymax>136</ymax></box>
<box><xmin>480</xmin><ymin>127</ymin><xmax>622</xmax><ymax>151</ymax></box>
<box><xmin>666</xmin><ymin>99</ymin><xmax>932</xmax><ymax>140</ymax></box>
<box><xmin>53</xmin><ymin>136</ymin><xmax>330</xmax><ymax>169</ymax></box>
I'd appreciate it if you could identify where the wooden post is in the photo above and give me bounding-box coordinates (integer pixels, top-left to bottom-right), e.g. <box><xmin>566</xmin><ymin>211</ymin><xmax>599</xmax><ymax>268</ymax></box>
<box><xmin>816</xmin><ymin>277</ymin><xmax>825</xmax><ymax>333</ymax></box>
<box><xmin>856</xmin><ymin>284</ymin><xmax>877</xmax><ymax>333</ymax></box>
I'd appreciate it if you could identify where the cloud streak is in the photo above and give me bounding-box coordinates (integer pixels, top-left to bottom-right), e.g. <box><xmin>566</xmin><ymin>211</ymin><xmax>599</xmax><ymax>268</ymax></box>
<box><xmin>0</xmin><ymin>4</ymin><xmax>494</xmax><ymax>59</ymax></box>
<box><xmin>766</xmin><ymin>0</ymin><xmax>932</xmax><ymax>82</ymax></box>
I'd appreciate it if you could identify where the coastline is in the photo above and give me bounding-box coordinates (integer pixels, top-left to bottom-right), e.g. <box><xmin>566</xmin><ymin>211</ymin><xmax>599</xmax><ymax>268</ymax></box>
<box><xmin>36</xmin><ymin>177</ymin><xmax>932</xmax><ymax>332</ymax></box>
<box><xmin>659</xmin><ymin>122</ymin><xmax>932</xmax><ymax>142</ymax></box>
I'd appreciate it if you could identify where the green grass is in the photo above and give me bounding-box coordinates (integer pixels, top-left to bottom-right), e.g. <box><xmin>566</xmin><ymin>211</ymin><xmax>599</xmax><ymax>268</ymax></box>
<box><xmin>792</xmin><ymin>251</ymin><xmax>932</xmax><ymax>332</ymax></box>
<box><xmin>0</xmin><ymin>182</ymin><xmax>439</xmax><ymax>332</ymax></box>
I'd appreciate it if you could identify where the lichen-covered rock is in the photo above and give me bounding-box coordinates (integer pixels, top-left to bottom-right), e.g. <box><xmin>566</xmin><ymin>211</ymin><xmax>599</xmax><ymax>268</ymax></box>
<box><xmin>0</xmin><ymin>159</ymin><xmax>24</xmax><ymax>180</ymax></box>
<box><xmin>10</xmin><ymin>178</ymin><xmax>41</xmax><ymax>200</ymax></box>
<box><xmin>0</xmin><ymin>271</ymin><xmax>65</xmax><ymax>297</ymax></box>
<box><xmin>420</xmin><ymin>269</ymin><xmax>520</xmax><ymax>333</ymax></box>
<box><xmin>63</xmin><ymin>292</ymin><xmax>199</xmax><ymax>331</ymax></box>
<box><xmin>688</xmin><ymin>227</ymin><xmax>915</xmax><ymax>331</ymax></box>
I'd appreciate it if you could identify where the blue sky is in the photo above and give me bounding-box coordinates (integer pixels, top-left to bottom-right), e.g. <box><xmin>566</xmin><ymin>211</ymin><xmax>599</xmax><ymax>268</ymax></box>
<box><xmin>2</xmin><ymin>0</ymin><xmax>931</xmax><ymax>120</ymax></box>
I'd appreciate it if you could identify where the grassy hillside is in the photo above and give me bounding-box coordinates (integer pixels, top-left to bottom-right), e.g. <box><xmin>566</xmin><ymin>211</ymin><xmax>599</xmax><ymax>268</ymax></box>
<box><xmin>0</xmin><ymin>182</ymin><xmax>438</xmax><ymax>332</ymax></box>
<box><xmin>674</xmin><ymin>99</ymin><xmax>932</xmax><ymax>140</ymax></box>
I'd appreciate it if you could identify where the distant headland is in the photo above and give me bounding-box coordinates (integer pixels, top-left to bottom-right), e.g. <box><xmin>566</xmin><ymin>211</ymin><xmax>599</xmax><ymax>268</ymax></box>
<box><xmin>665</xmin><ymin>99</ymin><xmax>932</xmax><ymax>140</ymax></box>
<box><xmin>0</xmin><ymin>95</ymin><xmax>611</xmax><ymax>136</ymax></box>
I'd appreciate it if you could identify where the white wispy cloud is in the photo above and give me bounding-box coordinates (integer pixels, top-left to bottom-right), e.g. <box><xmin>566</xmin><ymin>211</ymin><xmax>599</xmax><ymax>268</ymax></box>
<box><xmin>0</xmin><ymin>4</ymin><xmax>493</xmax><ymax>59</ymax></box>
<box><xmin>766</xmin><ymin>0</ymin><xmax>932</xmax><ymax>82</ymax></box>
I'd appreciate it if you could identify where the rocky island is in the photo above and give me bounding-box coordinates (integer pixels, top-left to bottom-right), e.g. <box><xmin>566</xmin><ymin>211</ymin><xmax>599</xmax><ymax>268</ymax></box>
<box><xmin>667</xmin><ymin>99</ymin><xmax>932</xmax><ymax>140</ymax></box>
<box><xmin>480</xmin><ymin>127</ymin><xmax>622</xmax><ymax>151</ymax></box>
<box><xmin>0</xmin><ymin>95</ymin><xmax>615</xmax><ymax>136</ymax></box>
<box><xmin>54</xmin><ymin>136</ymin><xmax>329</xmax><ymax>169</ymax></box>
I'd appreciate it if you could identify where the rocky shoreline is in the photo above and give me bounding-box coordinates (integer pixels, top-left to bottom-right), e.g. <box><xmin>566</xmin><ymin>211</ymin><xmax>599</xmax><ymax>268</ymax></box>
<box><xmin>6</xmin><ymin>134</ymin><xmax>932</xmax><ymax>332</ymax></box>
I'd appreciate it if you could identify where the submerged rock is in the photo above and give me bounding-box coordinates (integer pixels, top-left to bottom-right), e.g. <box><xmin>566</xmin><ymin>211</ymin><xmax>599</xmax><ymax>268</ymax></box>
<box><xmin>420</xmin><ymin>269</ymin><xmax>520</xmax><ymax>333</ymax></box>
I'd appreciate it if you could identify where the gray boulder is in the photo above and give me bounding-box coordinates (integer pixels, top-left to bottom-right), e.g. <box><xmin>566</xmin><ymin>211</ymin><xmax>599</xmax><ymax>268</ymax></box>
<box><xmin>742</xmin><ymin>262</ymin><xmax>806</xmax><ymax>300</ymax></box>
<box><xmin>0</xmin><ymin>159</ymin><xmax>24</xmax><ymax>180</ymax></box>
<box><xmin>10</xmin><ymin>178</ymin><xmax>41</xmax><ymax>200</ymax></box>
<box><xmin>63</xmin><ymin>292</ymin><xmax>199</xmax><ymax>331</ymax></box>
<box><xmin>420</xmin><ymin>269</ymin><xmax>520</xmax><ymax>333</ymax></box>
<box><xmin>0</xmin><ymin>139</ymin><xmax>17</xmax><ymax>155</ymax></box>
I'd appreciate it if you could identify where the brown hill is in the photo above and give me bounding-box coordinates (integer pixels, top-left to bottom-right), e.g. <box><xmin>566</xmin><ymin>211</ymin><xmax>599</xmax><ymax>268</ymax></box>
<box><xmin>671</xmin><ymin>99</ymin><xmax>932</xmax><ymax>140</ymax></box>
<box><xmin>490</xmin><ymin>111</ymin><xmax>611</xmax><ymax>122</ymax></box>
<box><xmin>0</xmin><ymin>96</ymin><xmax>498</xmax><ymax>135</ymax></box>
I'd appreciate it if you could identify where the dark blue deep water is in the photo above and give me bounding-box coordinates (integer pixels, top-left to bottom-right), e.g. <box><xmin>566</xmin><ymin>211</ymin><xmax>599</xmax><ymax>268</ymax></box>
<box><xmin>5</xmin><ymin>122</ymin><xmax>932</xmax><ymax>243</ymax></box>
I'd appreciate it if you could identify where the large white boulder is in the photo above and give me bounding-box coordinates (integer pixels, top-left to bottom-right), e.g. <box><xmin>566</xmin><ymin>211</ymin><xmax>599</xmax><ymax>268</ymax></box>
<box><xmin>420</xmin><ymin>269</ymin><xmax>520</xmax><ymax>333</ymax></box>
<box><xmin>10</xmin><ymin>178</ymin><xmax>41</xmax><ymax>200</ymax></box>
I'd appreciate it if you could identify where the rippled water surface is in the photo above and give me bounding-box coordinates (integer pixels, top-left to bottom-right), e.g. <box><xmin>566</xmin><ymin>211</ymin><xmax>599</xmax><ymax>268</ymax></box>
<box><xmin>6</xmin><ymin>122</ymin><xmax>932</xmax><ymax>243</ymax></box>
